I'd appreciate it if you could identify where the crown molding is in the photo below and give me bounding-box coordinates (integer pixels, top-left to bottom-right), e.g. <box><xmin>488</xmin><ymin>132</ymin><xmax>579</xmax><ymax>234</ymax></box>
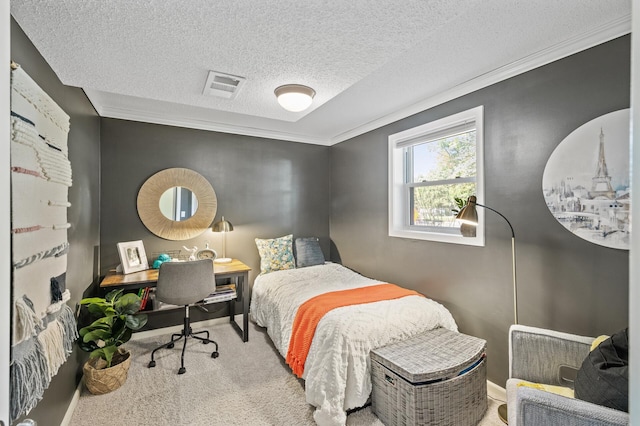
<box><xmin>330</xmin><ymin>14</ymin><xmax>631</xmax><ymax>145</ymax></box>
<box><xmin>90</xmin><ymin>102</ymin><xmax>332</xmax><ymax>146</ymax></box>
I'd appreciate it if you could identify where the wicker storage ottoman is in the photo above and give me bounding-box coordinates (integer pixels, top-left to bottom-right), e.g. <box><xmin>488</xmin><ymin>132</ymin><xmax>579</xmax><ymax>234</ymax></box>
<box><xmin>371</xmin><ymin>327</ymin><xmax>487</xmax><ymax>426</ymax></box>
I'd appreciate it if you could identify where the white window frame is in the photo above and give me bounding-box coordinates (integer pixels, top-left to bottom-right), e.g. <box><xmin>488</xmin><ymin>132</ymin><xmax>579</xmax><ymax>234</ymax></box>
<box><xmin>388</xmin><ymin>105</ymin><xmax>485</xmax><ymax>246</ymax></box>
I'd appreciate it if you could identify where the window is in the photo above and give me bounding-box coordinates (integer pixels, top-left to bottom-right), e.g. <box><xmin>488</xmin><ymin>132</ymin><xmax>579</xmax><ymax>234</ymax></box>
<box><xmin>388</xmin><ymin>106</ymin><xmax>484</xmax><ymax>245</ymax></box>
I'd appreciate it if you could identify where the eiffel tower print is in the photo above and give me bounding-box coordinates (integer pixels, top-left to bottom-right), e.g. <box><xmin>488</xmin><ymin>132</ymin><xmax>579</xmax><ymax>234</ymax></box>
<box><xmin>588</xmin><ymin>128</ymin><xmax>616</xmax><ymax>199</ymax></box>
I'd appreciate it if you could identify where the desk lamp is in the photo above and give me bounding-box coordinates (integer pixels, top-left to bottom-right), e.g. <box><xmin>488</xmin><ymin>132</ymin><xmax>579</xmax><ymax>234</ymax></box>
<box><xmin>456</xmin><ymin>195</ymin><xmax>517</xmax><ymax>424</ymax></box>
<box><xmin>212</xmin><ymin>216</ymin><xmax>234</xmax><ymax>264</ymax></box>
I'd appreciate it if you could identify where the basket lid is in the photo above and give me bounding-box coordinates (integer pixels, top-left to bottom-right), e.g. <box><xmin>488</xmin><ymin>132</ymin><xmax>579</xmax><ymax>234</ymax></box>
<box><xmin>371</xmin><ymin>328</ymin><xmax>486</xmax><ymax>383</ymax></box>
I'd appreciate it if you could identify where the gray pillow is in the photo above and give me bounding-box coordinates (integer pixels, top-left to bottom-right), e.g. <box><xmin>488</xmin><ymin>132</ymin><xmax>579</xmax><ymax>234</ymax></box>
<box><xmin>295</xmin><ymin>237</ymin><xmax>325</xmax><ymax>268</ymax></box>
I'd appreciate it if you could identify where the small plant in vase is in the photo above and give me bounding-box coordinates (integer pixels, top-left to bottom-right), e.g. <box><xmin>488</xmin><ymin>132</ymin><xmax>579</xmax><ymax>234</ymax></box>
<box><xmin>451</xmin><ymin>196</ymin><xmax>466</xmax><ymax>214</ymax></box>
<box><xmin>78</xmin><ymin>289</ymin><xmax>148</xmax><ymax>394</ymax></box>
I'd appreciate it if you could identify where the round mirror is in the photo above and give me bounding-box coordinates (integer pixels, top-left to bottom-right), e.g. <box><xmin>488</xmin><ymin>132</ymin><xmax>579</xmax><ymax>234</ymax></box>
<box><xmin>137</xmin><ymin>168</ymin><xmax>217</xmax><ymax>240</ymax></box>
<box><xmin>159</xmin><ymin>186</ymin><xmax>199</xmax><ymax>221</ymax></box>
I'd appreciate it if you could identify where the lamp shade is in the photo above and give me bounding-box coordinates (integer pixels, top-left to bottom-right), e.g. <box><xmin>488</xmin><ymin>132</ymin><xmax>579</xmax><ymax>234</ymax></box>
<box><xmin>274</xmin><ymin>84</ymin><xmax>315</xmax><ymax>112</ymax></box>
<box><xmin>212</xmin><ymin>216</ymin><xmax>233</xmax><ymax>263</ymax></box>
<box><xmin>212</xmin><ymin>216</ymin><xmax>233</xmax><ymax>233</ymax></box>
<box><xmin>455</xmin><ymin>195</ymin><xmax>478</xmax><ymax>226</ymax></box>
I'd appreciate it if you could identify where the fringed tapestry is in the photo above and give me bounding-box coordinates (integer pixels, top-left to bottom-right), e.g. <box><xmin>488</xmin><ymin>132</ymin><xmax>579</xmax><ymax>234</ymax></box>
<box><xmin>10</xmin><ymin>65</ymin><xmax>77</xmax><ymax>423</ymax></box>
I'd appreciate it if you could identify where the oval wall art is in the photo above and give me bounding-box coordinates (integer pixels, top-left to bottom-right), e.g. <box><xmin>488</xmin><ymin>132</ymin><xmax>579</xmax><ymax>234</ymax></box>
<box><xmin>542</xmin><ymin>109</ymin><xmax>630</xmax><ymax>250</ymax></box>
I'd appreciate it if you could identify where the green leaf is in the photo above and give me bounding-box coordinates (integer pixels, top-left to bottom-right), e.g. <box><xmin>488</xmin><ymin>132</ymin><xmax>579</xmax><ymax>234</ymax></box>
<box><xmin>82</xmin><ymin>329</ymin><xmax>111</xmax><ymax>343</ymax></box>
<box><xmin>78</xmin><ymin>340</ymin><xmax>98</xmax><ymax>353</ymax></box>
<box><xmin>90</xmin><ymin>316</ymin><xmax>115</xmax><ymax>327</ymax></box>
<box><xmin>117</xmin><ymin>328</ymin><xmax>133</xmax><ymax>346</ymax></box>
<box><xmin>104</xmin><ymin>307</ymin><xmax>117</xmax><ymax>316</ymax></box>
<box><xmin>111</xmin><ymin>320</ymin><xmax>127</xmax><ymax>341</ymax></box>
<box><xmin>89</xmin><ymin>347</ymin><xmax>105</xmax><ymax>360</ymax></box>
<box><xmin>105</xmin><ymin>289</ymin><xmax>123</xmax><ymax>303</ymax></box>
<box><xmin>125</xmin><ymin>314</ymin><xmax>148</xmax><ymax>331</ymax></box>
<box><xmin>79</xmin><ymin>324</ymin><xmax>98</xmax><ymax>337</ymax></box>
<box><xmin>102</xmin><ymin>345</ymin><xmax>118</xmax><ymax>367</ymax></box>
<box><xmin>80</xmin><ymin>297</ymin><xmax>108</xmax><ymax>306</ymax></box>
<box><xmin>87</xmin><ymin>304</ymin><xmax>107</xmax><ymax>316</ymax></box>
<box><xmin>79</xmin><ymin>321</ymin><xmax>109</xmax><ymax>337</ymax></box>
<box><xmin>115</xmin><ymin>293</ymin><xmax>142</xmax><ymax>315</ymax></box>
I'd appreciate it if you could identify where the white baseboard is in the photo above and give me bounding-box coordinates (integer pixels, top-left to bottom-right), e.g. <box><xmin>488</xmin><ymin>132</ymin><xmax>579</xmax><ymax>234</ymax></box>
<box><xmin>60</xmin><ymin>380</ymin><xmax>82</xmax><ymax>426</ymax></box>
<box><xmin>487</xmin><ymin>380</ymin><xmax>506</xmax><ymax>402</ymax></box>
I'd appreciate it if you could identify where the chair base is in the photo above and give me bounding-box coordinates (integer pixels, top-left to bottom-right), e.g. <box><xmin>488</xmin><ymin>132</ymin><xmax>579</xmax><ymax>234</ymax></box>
<box><xmin>148</xmin><ymin>313</ymin><xmax>219</xmax><ymax>374</ymax></box>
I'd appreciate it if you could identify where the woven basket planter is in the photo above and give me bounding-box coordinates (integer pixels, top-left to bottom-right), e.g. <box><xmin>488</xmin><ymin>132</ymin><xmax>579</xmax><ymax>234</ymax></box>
<box><xmin>83</xmin><ymin>348</ymin><xmax>131</xmax><ymax>395</ymax></box>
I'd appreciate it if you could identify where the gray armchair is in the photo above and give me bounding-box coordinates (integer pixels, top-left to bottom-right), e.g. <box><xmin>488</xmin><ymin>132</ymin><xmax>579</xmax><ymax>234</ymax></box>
<box><xmin>506</xmin><ymin>324</ymin><xmax>628</xmax><ymax>425</ymax></box>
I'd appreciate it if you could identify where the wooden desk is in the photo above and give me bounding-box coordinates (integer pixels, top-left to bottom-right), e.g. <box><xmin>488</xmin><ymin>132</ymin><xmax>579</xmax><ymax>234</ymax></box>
<box><xmin>100</xmin><ymin>259</ymin><xmax>251</xmax><ymax>342</ymax></box>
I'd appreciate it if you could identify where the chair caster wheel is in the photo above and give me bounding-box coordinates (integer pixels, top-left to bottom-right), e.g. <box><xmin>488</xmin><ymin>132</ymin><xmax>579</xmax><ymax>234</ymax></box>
<box><xmin>202</xmin><ymin>340</ymin><xmax>209</xmax><ymax>344</ymax></box>
<box><xmin>148</xmin><ymin>360</ymin><xmax>156</xmax><ymax>368</ymax></box>
<box><xmin>167</xmin><ymin>343</ymin><xmax>175</xmax><ymax>349</ymax></box>
<box><xmin>178</xmin><ymin>367</ymin><xmax>186</xmax><ymax>374</ymax></box>
<box><xmin>212</xmin><ymin>351</ymin><xmax>219</xmax><ymax>358</ymax></box>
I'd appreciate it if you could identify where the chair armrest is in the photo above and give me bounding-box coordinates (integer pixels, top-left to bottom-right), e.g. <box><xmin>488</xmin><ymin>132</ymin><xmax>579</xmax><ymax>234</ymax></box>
<box><xmin>509</xmin><ymin>325</ymin><xmax>593</xmax><ymax>386</ymax></box>
<box><xmin>507</xmin><ymin>379</ymin><xmax>629</xmax><ymax>426</ymax></box>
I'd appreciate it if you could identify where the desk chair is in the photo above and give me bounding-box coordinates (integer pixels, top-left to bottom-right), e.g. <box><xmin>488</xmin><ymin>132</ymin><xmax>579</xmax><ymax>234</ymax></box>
<box><xmin>148</xmin><ymin>259</ymin><xmax>219</xmax><ymax>374</ymax></box>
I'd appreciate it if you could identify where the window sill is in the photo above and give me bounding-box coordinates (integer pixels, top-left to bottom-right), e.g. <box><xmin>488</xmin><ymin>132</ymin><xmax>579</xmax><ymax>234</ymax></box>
<box><xmin>388</xmin><ymin>228</ymin><xmax>485</xmax><ymax>246</ymax></box>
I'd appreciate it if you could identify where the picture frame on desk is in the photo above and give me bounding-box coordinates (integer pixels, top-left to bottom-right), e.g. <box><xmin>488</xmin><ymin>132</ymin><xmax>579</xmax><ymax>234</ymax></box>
<box><xmin>117</xmin><ymin>240</ymin><xmax>149</xmax><ymax>274</ymax></box>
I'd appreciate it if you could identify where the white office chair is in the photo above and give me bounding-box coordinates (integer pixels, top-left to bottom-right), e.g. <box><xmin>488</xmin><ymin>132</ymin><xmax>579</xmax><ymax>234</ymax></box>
<box><xmin>148</xmin><ymin>259</ymin><xmax>219</xmax><ymax>374</ymax></box>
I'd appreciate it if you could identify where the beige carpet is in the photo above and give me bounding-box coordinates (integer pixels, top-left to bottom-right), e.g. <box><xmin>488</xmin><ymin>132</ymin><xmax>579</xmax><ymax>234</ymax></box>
<box><xmin>69</xmin><ymin>319</ymin><xmax>506</xmax><ymax>425</ymax></box>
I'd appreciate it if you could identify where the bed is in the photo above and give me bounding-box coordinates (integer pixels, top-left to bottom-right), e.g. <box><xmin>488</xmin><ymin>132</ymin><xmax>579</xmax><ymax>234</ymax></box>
<box><xmin>249</xmin><ymin>262</ymin><xmax>458</xmax><ymax>426</ymax></box>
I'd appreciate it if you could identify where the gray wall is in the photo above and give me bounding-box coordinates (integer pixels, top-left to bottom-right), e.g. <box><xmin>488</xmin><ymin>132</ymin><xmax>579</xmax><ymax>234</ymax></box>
<box><xmin>330</xmin><ymin>35</ymin><xmax>630</xmax><ymax>387</ymax></box>
<box><xmin>10</xmin><ymin>18</ymin><xmax>101</xmax><ymax>426</ymax></box>
<box><xmin>99</xmin><ymin>118</ymin><xmax>331</xmax><ymax>326</ymax></box>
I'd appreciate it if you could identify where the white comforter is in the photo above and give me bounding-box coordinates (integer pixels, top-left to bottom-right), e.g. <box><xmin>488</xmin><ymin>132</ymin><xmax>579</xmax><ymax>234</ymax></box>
<box><xmin>250</xmin><ymin>263</ymin><xmax>458</xmax><ymax>426</ymax></box>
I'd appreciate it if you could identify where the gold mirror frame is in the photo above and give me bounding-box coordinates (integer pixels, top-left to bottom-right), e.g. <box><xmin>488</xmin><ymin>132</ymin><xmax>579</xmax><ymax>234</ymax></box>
<box><xmin>137</xmin><ymin>168</ymin><xmax>217</xmax><ymax>240</ymax></box>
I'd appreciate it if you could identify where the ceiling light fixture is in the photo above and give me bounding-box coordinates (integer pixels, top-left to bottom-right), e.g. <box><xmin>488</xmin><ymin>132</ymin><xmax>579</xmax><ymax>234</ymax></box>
<box><xmin>274</xmin><ymin>84</ymin><xmax>316</xmax><ymax>112</ymax></box>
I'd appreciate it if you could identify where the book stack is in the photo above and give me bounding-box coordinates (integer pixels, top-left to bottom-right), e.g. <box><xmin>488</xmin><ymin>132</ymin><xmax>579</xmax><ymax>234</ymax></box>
<box><xmin>138</xmin><ymin>286</ymin><xmax>152</xmax><ymax>311</ymax></box>
<box><xmin>202</xmin><ymin>284</ymin><xmax>236</xmax><ymax>304</ymax></box>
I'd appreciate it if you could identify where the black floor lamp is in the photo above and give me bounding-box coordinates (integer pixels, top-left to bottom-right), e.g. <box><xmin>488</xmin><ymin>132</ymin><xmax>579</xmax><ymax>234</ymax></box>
<box><xmin>456</xmin><ymin>195</ymin><xmax>517</xmax><ymax>424</ymax></box>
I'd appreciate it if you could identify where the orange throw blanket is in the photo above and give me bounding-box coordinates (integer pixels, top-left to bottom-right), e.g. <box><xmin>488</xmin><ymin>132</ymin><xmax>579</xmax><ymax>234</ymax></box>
<box><xmin>285</xmin><ymin>283</ymin><xmax>423</xmax><ymax>377</ymax></box>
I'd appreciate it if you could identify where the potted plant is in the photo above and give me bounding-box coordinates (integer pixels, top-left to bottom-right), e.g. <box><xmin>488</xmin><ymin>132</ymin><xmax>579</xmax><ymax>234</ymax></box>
<box><xmin>78</xmin><ymin>289</ymin><xmax>148</xmax><ymax>394</ymax></box>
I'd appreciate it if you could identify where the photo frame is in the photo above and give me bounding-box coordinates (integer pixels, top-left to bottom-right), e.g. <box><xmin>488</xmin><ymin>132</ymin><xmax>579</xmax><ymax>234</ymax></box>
<box><xmin>117</xmin><ymin>240</ymin><xmax>149</xmax><ymax>274</ymax></box>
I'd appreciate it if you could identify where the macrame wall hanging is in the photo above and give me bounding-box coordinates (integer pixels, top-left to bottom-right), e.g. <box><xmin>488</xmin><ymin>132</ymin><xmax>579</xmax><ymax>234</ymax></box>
<box><xmin>9</xmin><ymin>63</ymin><xmax>78</xmax><ymax>423</ymax></box>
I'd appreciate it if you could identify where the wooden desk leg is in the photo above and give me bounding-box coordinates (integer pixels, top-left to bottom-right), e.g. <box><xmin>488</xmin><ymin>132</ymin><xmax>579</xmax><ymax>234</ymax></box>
<box><xmin>229</xmin><ymin>271</ymin><xmax>249</xmax><ymax>342</ymax></box>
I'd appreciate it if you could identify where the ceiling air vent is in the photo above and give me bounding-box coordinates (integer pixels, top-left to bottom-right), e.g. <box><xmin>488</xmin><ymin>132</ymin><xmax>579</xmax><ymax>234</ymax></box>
<box><xmin>202</xmin><ymin>71</ymin><xmax>246</xmax><ymax>99</ymax></box>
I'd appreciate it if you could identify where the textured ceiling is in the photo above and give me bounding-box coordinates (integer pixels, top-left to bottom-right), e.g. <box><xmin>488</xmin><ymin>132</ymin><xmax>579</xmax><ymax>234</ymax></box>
<box><xmin>11</xmin><ymin>0</ymin><xmax>631</xmax><ymax>145</ymax></box>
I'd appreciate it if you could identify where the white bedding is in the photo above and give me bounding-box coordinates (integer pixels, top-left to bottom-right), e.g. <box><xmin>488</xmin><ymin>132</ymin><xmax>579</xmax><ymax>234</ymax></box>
<box><xmin>249</xmin><ymin>263</ymin><xmax>458</xmax><ymax>426</ymax></box>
